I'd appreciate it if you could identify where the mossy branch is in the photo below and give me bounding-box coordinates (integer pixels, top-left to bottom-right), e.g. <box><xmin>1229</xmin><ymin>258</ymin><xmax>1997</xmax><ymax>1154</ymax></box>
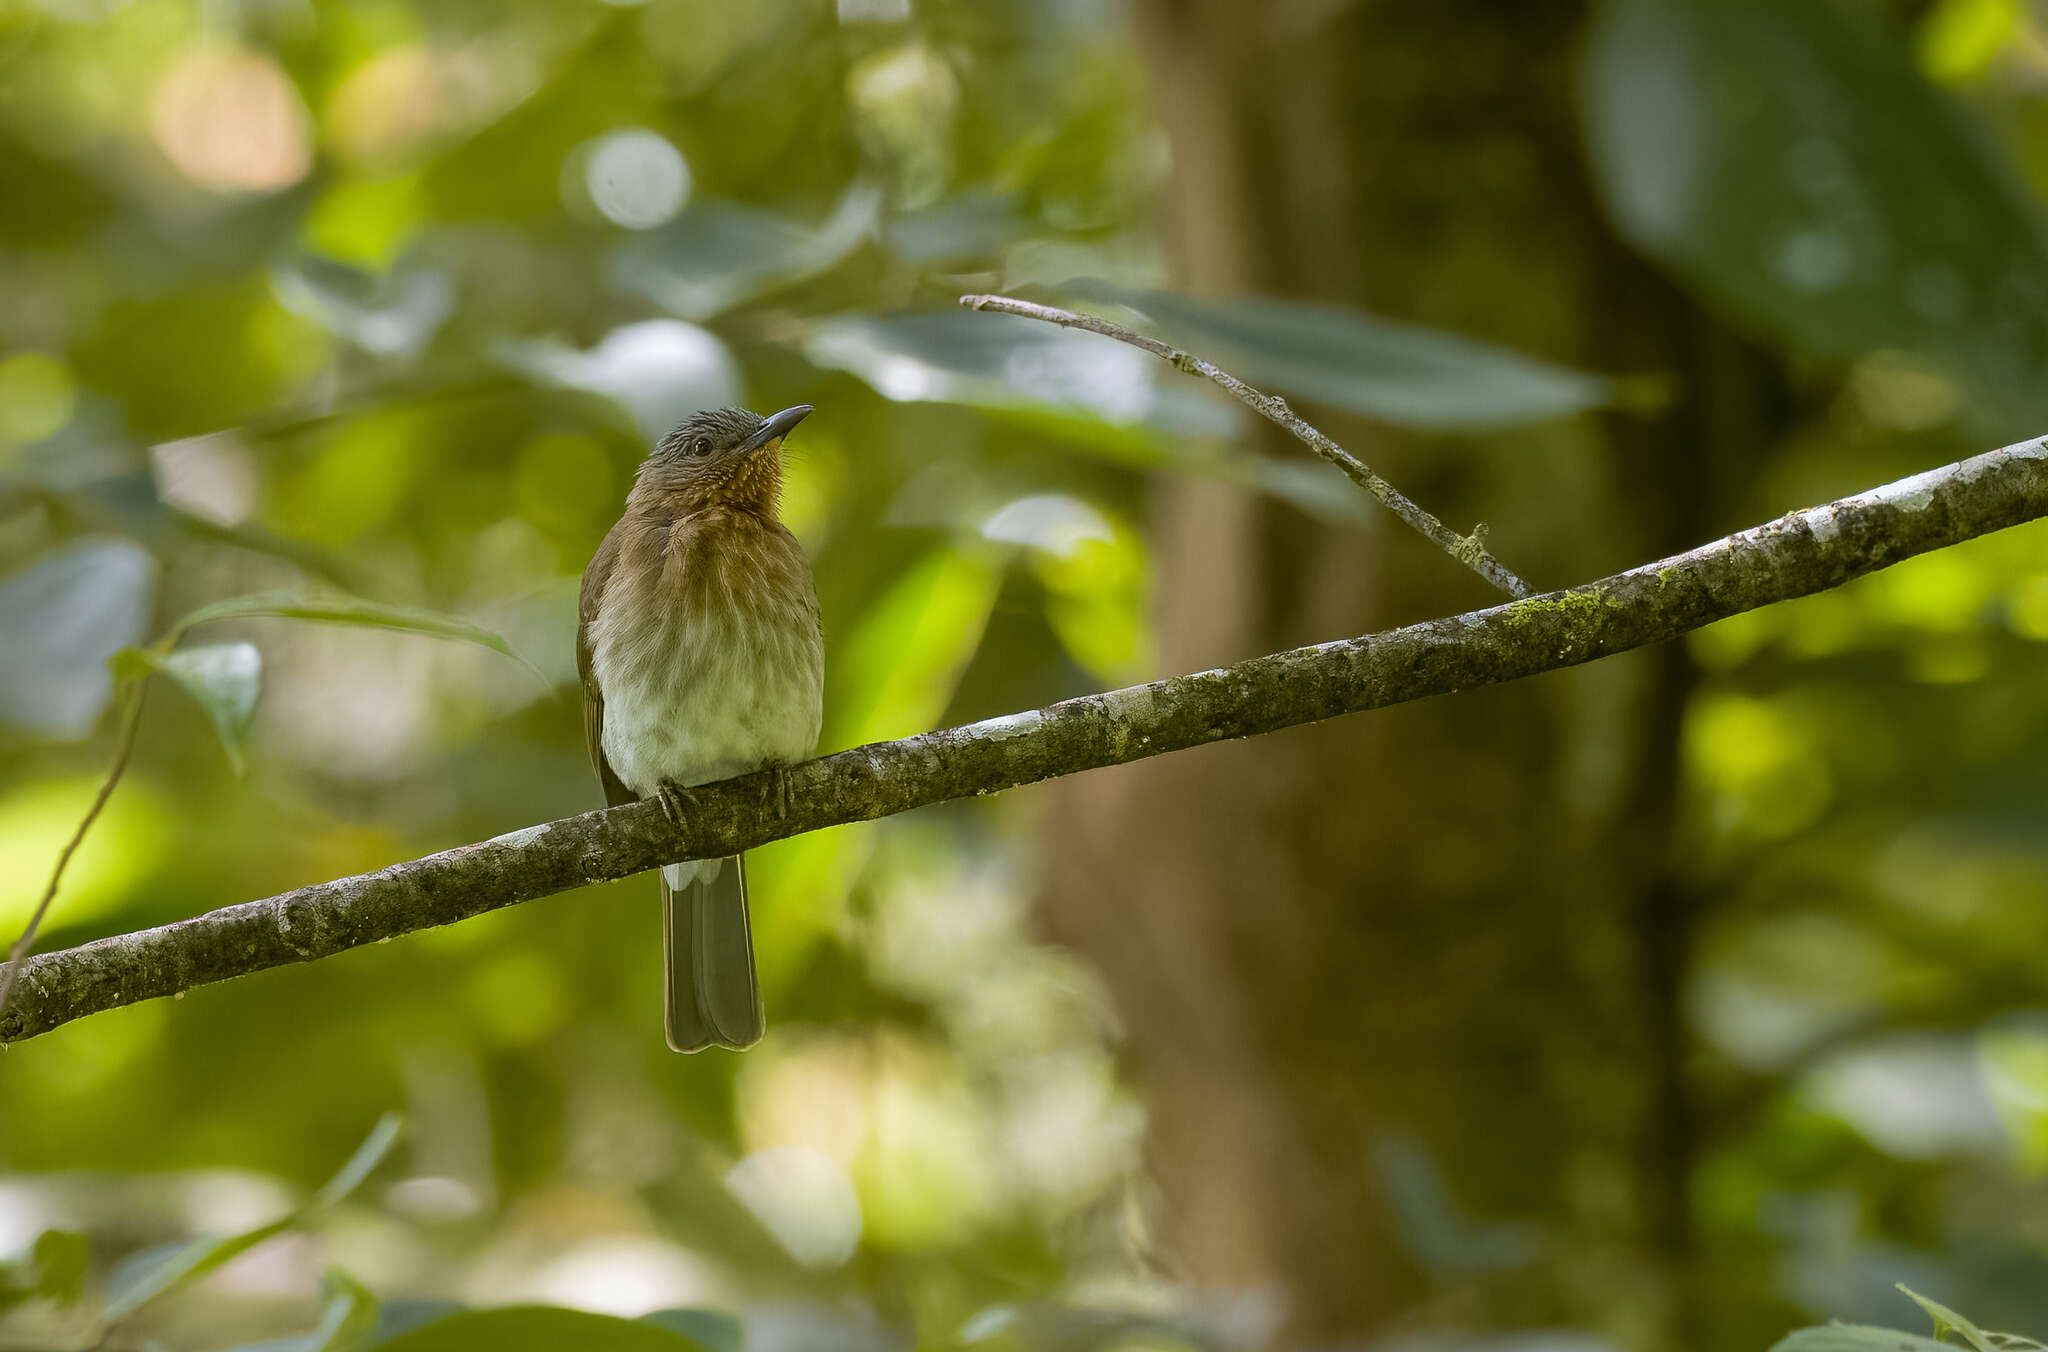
<box><xmin>3</xmin><ymin>436</ymin><xmax>2045</xmax><ymax>1044</ymax></box>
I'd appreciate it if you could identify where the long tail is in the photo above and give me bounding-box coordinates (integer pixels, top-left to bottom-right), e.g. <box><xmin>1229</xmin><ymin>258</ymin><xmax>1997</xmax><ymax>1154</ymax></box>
<box><xmin>659</xmin><ymin>854</ymin><xmax>764</xmax><ymax>1052</ymax></box>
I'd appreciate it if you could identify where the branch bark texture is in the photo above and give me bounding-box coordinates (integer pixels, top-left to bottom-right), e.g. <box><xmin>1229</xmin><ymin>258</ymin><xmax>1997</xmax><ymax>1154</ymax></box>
<box><xmin>4</xmin><ymin>436</ymin><xmax>2044</xmax><ymax>1044</ymax></box>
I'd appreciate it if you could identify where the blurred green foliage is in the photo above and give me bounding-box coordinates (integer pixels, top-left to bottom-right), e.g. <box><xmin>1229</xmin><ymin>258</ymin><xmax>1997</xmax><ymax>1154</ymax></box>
<box><xmin>4</xmin><ymin>0</ymin><xmax>2048</xmax><ymax>1350</ymax></box>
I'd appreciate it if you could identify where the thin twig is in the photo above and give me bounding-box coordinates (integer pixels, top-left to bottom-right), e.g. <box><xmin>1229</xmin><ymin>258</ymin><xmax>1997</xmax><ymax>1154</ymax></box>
<box><xmin>0</xmin><ymin>679</ymin><xmax>151</xmax><ymax>1022</ymax></box>
<box><xmin>6</xmin><ymin>435</ymin><xmax>2046</xmax><ymax>1044</ymax></box>
<box><xmin>959</xmin><ymin>293</ymin><xmax>1535</xmax><ymax>599</ymax></box>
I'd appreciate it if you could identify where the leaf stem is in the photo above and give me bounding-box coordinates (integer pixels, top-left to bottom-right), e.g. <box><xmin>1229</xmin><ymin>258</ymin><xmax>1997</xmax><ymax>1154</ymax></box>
<box><xmin>0</xmin><ymin>680</ymin><xmax>151</xmax><ymax>1023</ymax></box>
<box><xmin>959</xmin><ymin>292</ymin><xmax>1535</xmax><ymax>599</ymax></box>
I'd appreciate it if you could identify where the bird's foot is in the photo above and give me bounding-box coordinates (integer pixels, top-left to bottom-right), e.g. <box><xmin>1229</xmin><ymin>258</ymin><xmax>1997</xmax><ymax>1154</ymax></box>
<box><xmin>768</xmin><ymin>764</ymin><xmax>792</xmax><ymax>822</ymax></box>
<box><xmin>654</xmin><ymin>780</ymin><xmax>688</xmax><ymax>828</ymax></box>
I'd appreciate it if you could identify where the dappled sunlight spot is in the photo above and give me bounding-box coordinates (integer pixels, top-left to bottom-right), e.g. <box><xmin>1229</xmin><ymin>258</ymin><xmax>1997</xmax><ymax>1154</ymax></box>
<box><xmin>209</xmin><ymin>1232</ymin><xmax>319</xmax><ymax>1298</ymax></box>
<box><xmin>981</xmin><ymin>495</ymin><xmax>1114</xmax><ymax>556</ymax></box>
<box><xmin>1033</xmin><ymin>511</ymin><xmax>1152</xmax><ymax>685</ymax></box>
<box><xmin>277</xmin><ymin>410</ymin><xmax>423</xmax><ymax>547</ymax></box>
<box><xmin>826</xmin><ymin>546</ymin><xmax>1002</xmax><ymax>749</ymax></box>
<box><xmin>869</xmin><ymin>850</ymin><xmax>1026</xmax><ymax>1000</ymax></box>
<box><xmin>0</xmin><ymin>776</ymin><xmax>170</xmax><ymax>932</ymax></box>
<box><xmin>577</xmin><ymin>129</ymin><xmax>691</xmax><ymax>230</ymax></box>
<box><xmin>384</xmin><ymin>1175</ymin><xmax>486</xmax><ymax>1223</ymax></box>
<box><xmin>865</xmin><ymin>828</ymin><xmax>1123</xmax><ymax>1058</ymax></box>
<box><xmin>1806</xmin><ymin>1033</ymin><xmax>2007</xmax><ymax>1159</ymax></box>
<box><xmin>304</xmin><ymin>171</ymin><xmax>427</xmax><ymax>269</ymax></box>
<box><xmin>271</xmin><ymin>259</ymin><xmax>454</xmax><ymax>359</ymax></box>
<box><xmin>499</xmin><ymin>320</ymin><xmax>740</xmax><ymax>443</ymax></box>
<box><xmin>1687</xmin><ymin>608</ymin><xmax>1778</xmax><ymax>673</ymax></box>
<box><xmin>0</xmin><ymin>352</ymin><xmax>77</xmax><ymax>449</ymax></box>
<box><xmin>744</xmin><ymin>830</ymin><xmax>867</xmax><ymax>992</ymax></box>
<box><xmin>775</xmin><ymin>431</ymin><xmax>846</xmax><ymax>551</ymax></box>
<box><xmin>846</xmin><ymin>43</ymin><xmax>956</xmax><ymax>207</ymax></box>
<box><xmin>869</xmin><ymin>352</ymin><xmax>944</xmax><ymax>401</ymax></box>
<box><xmin>1978</xmin><ymin>1015</ymin><xmax>2048</xmax><ymax>1171</ymax></box>
<box><xmin>178</xmin><ymin>1170</ymin><xmax>297</xmax><ymax>1236</ymax></box>
<box><xmin>736</xmin><ymin>1031</ymin><xmax>871</xmax><ymax>1169</ymax></box>
<box><xmin>802</xmin><ymin>311</ymin><xmax>1165</xmax><ymax>422</ymax></box>
<box><xmin>1000</xmin><ymin>340</ymin><xmax>1152</xmax><ymax>422</ymax></box>
<box><xmin>1777</xmin><ymin>590</ymin><xmax>1861</xmax><ymax>660</ymax></box>
<box><xmin>1689</xmin><ymin>968</ymin><xmax>1867</xmax><ymax>1071</ymax></box>
<box><xmin>151</xmin><ymin>45</ymin><xmax>312</xmax><ymax>193</ymax></box>
<box><xmin>1685</xmin><ymin>693</ymin><xmax>1834</xmax><ymax>842</ymax></box>
<box><xmin>1864</xmin><ymin>549</ymin><xmax>1991</xmax><ymax>632</ymax></box>
<box><xmin>151</xmin><ymin>432</ymin><xmax>257</xmax><ymax>526</ymax></box>
<box><xmin>0</xmin><ymin>1169</ymin><xmax>291</xmax><ymax>1258</ymax></box>
<box><xmin>0</xmin><ymin>1183</ymin><xmax>51</xmax><ymax>1257</ymax></box>
<box><xmin>997</xmin><ymin>1052</ymin><xmax>1143</xmax><ymax>1214</ymax></box>
<box><xmin>323</xmin><ymin>1208</ymin><xmax>436</xmax><ymax>1292</ymax></box>
<box><xmin>525</xmin><ymin>1237</ymin><xmax>716</xmax><ymax>1317</ymax></box>
<box><xmin>326</xmin><ymin>46</ymin><xmax>444</xmax><ymax>165</ymax></box>
<box><xmin>1916</xmin><ymin>0</ymin><xmax>2021</xmax><ymax>83</ymax></box>
<box><xmin>725</xmin><ymin>1146</ymin><xmax>862</xmax><ymax>1268</ymax></box>
<box><xmin>858</xmin><ymin>1036</ymin><xmax>999</xmax><ymax>1249</ymax></box>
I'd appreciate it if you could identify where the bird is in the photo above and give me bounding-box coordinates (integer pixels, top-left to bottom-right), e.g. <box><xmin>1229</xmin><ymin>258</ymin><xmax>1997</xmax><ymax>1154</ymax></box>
<box><xmin>577</xmin><ymin>404</ymin><xmax>824</xmax><ymax>1052</ymax></box>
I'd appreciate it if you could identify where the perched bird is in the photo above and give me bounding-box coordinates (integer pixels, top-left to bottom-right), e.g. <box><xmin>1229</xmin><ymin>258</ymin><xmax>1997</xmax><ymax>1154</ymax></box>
<box><xmin>578</xmin><ymin>405</ymin><xmax>824</xmax><ymax>1052</ymax></box>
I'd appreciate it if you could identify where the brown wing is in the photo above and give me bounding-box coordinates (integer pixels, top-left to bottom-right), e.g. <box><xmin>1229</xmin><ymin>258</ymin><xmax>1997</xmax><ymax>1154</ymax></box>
<box><xmin>578</xmin><ymin>524</ymin><xmax>637</xmax><ymax>808</ymax></box>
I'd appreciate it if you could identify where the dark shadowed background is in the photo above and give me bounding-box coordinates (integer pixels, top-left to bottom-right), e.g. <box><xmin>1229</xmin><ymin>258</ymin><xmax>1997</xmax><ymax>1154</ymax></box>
<box><xmin>6</xmin><ymin>0</ymin><xmax>2048</xmax><ymax>1349</ymax></box>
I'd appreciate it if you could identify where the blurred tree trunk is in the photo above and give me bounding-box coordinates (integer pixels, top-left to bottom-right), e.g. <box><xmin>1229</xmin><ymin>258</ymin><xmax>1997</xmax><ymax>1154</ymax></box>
<box><xmin>1039</xmin><ymin>2</ymin><xmax>1783</xmax><ymax>1346</ymax></box>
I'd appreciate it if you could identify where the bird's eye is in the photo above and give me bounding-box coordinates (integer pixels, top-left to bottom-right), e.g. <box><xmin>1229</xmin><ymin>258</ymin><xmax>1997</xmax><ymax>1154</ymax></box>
<box><xmin>692</xmin><ymin>437</ymin><xmax>712</xmax><ymax>457</ymax></box>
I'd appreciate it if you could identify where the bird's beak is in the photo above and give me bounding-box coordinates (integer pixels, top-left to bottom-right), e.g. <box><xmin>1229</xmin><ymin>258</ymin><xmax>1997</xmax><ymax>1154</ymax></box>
<box><xmin>746</xmin><ymin>404</ymin><xmax>812</xmax><ymax>454</ymax></box>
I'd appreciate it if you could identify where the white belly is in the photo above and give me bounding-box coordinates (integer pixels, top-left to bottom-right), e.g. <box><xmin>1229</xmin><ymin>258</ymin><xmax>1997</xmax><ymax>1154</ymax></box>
<box><xmin>593</xmin><ymin>602</ymin><xmax>823</xmax><ymax>802</ymax></box>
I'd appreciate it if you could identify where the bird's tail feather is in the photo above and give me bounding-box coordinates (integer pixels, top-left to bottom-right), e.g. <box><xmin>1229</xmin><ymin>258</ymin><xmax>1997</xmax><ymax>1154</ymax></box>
<box><xmin>660</xmin><ymin>855</ymin><xmax>764</xmax><ymax>1053</ymax></box>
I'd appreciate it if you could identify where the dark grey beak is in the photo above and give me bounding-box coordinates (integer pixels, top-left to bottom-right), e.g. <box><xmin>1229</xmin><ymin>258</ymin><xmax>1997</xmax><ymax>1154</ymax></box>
<box><xmin>746</xmin><ymin>404</ymin><xmax>812</xmax><ymax>452</ymax></box>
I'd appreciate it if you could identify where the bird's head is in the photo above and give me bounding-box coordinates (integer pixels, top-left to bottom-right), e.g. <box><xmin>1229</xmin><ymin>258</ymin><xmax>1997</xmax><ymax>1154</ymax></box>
<box><xmin>639</xmin><ymin>404</ymin><xmax>812</xmax><ymax>515</ymax></box>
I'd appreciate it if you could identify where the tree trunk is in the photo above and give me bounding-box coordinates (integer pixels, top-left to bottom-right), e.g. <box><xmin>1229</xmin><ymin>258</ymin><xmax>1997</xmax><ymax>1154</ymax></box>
<box><xmin>1039</xmin><ymin>2</ymin><xmax>1784</xmax><ymax>1344</ymax></box>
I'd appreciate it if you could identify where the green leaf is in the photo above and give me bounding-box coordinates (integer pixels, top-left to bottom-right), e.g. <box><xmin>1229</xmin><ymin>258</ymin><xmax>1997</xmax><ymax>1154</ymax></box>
<box><xmin>375</xmin><ymin>1307</ymin><xmax>711</xmax><ymax>1352</ymax></box>
<box><xmin>167</xmin><ymin>591</ymin><xmax>549</xmax><ymax>688</ymax></box>
<box><xmin>800</xmin><ymin>311</ymin><xmax>1235</xmax><ymax>440</ymax></box>
<box><xmin>1583</xmin><ymin>0</ymin><xmax>2048</xmax><ymax>434</ymax></box>
<box><xmin>613</xmin><ymin>186</ymin><xmax>879</xmax><ymax>321</ymax></box>
<box><xmin>30</xmin><ymin>1229</ymin><xmax>89</xmax><ymax>1307</ymax></box>
<box><xmin>0</xmin><ymin>1228</ymin><xmax>90</xmax><ymax>1315</ymax></box>
<box><xmin>1898</xmin><ymin>1286</ymin><xmax>1999</xmax><ymax>1352</ymax></box>
<box><xmin>124</xmin><ymin>642</ymin><xmax>261</xmax><ymax>773</ymax></box>
<box><xmin>0</xmin><ymin>538</ymin><xmax>156</xmax><ymax>737</ymax></box>
<box><xmin>106</xmin><ymin>1227</ymin><xmax>293</xmax><ymax>1322</ymax></box>
<box><xmin>827</xmin><ymin>547</ymin><xmax>1003</xmax><ymax>751</ymax></box>
<box><xmin>1769</xmin><ymin>1325</ymin><xmax>1957</xmax><ymax>1352</ymax></box>
<box><xmin>308</xmin><ymin>1268</ymin><xmax>380</xmax><ymax>1352</ymax></box>
<box><xmin>216</xmin><ymin>1294</ymin><xmax>380</xmax><ymax>1352</ymax></box>
<box><xmin>104</xmin><ymin>1116</ymin><xmax>402</xmax><ymax>1322</ymax></box>
<box><xmin>637</xmin><ymin>1309</ymin><xmax>742</xmax><ymax>1352</ymax></box>
<box><xmin>1053</xmin><ymin>279</ymin><xmax>1624</xmax><ymax>429</ymax></box>
<box><xmin>312</xmin><ymin>1113</ymin><xmax>405</xmax><ymax>1211</ymax></box>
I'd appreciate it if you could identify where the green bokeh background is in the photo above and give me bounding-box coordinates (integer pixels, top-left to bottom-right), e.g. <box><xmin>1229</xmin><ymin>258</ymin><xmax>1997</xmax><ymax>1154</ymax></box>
<box><xmin>6</xmin><ymin>0</ymin><xmax>2048</xmax><ymax>1349</ymax></box>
